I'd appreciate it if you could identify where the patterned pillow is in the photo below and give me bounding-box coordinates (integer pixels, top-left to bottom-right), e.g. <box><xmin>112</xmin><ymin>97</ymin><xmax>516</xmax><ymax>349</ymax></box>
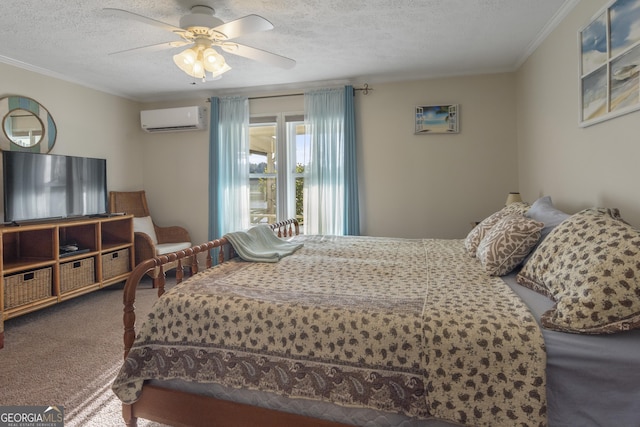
<box><xmin>464</xmin><ymin>202</ymin><xmax>531</xmax><ymax>257</ymax></box>
<box><xmin>464</xmin><ymin>210</ymin><xmax>508</xmax><ymax>256</ymax></box>
<box><xmin>477</xmin><ymin>214</ymin><xmax>543</xmax><ymax>276</ymax></box>
<box><xmin>502</xmin><ymin>201</ymin><xmax>530</xmax><ymax>215</ymax></box>
<box><xmin>517</xmin><ymin>208</ymin><xmax>640</xmax><ymax>334</ymax></box>
<box><xmin>520</xmin><ymin>196</ymin><xmax>571</xmax><ymax>267</ymax></box>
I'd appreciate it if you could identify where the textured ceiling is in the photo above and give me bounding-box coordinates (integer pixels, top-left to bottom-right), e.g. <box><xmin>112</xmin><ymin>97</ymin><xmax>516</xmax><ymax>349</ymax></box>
<box><xmin>0</xmin><ymin>0</ymin><xmax>577</xmax><ymax>102</ymax></box>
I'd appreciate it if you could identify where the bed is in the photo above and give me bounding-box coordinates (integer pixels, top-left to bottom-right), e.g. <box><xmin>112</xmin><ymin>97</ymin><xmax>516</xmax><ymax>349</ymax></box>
<box><xmin>112</xmin><ymin>202</ymin><xmax>640</xmax><ymax>427</ymax></box>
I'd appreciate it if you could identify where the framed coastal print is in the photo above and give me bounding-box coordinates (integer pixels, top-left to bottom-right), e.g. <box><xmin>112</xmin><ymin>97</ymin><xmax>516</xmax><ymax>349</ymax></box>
<box><xmin>580</xmin><ymin>0</ymin><xmax>640</xmax><ymax>127</ymax></box>
<box><xmin>415</xmin><ymin>104</ymin><xmax>459</xmax><ymax>134</ymax></box>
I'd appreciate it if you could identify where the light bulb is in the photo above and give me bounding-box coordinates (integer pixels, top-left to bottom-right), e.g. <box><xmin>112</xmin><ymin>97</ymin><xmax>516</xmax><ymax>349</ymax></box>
<box><xmin>181</xmin><ymin>48</ymin><xmax>197</xmax><ymax>65</ymax></box>
<box><xmin>174</xmin><ymin>45</ymin><xmax>231</xmax><ymax>80</ymax></box>
<box><xmin>203</xmin><ymin>48</ymin><xmax>226</xmax><ymax>73</ymax></box>
<box><xmin>193</xmin><ymin>61</ymin><xmax>204</xmax><ymax>77</ymax></box>
<box><xmin>173</xmin><ymin>48</ymin><xmax>200</xmax><ymax>76</ymax></box>
<box><xmin>203</xmin><ymin>48</ymin><xmax>218</xmax><ymax>64</ymax></box>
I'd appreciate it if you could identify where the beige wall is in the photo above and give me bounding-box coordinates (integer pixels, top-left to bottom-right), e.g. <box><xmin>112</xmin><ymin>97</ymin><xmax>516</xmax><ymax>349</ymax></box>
<box><xmin>136</xmin><ymin>99</ymin><xmax>211</xmax><ymax>246</ymax></box>
<box><xmin>358</xmin><ymin>74</ymin><xmax>518</xmax><ymax>238</ymax></box>
<box><xmin>516</xmin><ymin>0</ymin><xmax>640</xmax><ymax>226</ymax></box>
<box><xmin>0</xmin><ymin>62</ymin><xmax>144</xmax><ymax>215</ymax></box>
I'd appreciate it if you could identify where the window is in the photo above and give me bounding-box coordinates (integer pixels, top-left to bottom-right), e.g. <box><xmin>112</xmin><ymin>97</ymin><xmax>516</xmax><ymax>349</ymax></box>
<box><xmin>249</xmin><ymin>113</ymin><xmax>309</xmax><ymax>228</ymax></box>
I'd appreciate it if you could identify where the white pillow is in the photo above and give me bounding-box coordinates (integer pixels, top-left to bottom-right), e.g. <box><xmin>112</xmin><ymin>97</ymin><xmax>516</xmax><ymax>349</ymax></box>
<box><xmin>133</xmin><ymin>216</ymin><xmax>158</xmax><ymax>244</ymax></box>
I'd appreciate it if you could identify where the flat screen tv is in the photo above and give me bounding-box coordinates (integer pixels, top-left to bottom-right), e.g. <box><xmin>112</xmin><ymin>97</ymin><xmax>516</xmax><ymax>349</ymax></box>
<box><xmin>2</xmin><ymin>151</ymin><xmax>107</xmax><ymax>223</ymax></box>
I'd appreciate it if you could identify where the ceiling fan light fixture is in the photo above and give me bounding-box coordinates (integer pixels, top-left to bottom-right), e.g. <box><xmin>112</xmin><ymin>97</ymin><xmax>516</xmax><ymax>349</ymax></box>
<box><xmin>173</xmin><ymin>45</ymin><xmax>231</xmax><ymax>80</ymax></box>
<box><xmin>173</xmin><ymin>47</ymin><xmax>204</xmax><ymax>78</ymax></box>
<box><xmin>173</xmin><ymin>48</ymin><xmax>198</xmax><ymax>73</ymax></box>
<box><xmin>108</xmin><ymin>7</ymin><xmax>296</xmax><ymax>82</ymax></box>
<box><xmin>203</xmin><ymin>48</ymin><xmax>226</xmax><ymax>72</ymax></box>
<box><xmin>192</xmin><ymin>60</ymin><xmax>205</xmax><ymax>78</ymax></box>
<box><xmin>209</xmin><ymin>62</ymin><xmax>232</xmax><ymax>79</ymax></box>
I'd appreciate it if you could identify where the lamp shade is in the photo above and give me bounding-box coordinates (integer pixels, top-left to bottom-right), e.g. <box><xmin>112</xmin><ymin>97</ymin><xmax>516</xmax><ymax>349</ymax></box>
<box><xmin>505</xmin><ymin>192</ymin><xmax>523</xmax><ymax>205</ymax></box>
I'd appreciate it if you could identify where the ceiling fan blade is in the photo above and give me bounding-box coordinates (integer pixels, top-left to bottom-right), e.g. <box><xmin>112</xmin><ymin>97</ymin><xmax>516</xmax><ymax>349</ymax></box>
<box><xmin>109</xmin><ymin>40</ymin><xmax>191</xmax><ymax>55</ymax></box>
<box><xmin>103</xmin><ymin>8</ymin><xmax>187</xmax><ymax>35</ymax></box>
<box><xmin>221</xmin><ymin>43</ymin><xmax>295</xmax><ymax>69</ymax></box>
<box><xmin>212</xmin><ymin>15</ymin><xmax>274</xmax><ymax>40</ymax></box>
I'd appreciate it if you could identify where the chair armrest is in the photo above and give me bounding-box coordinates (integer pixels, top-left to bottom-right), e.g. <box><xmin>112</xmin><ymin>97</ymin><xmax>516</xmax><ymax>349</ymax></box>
<box><xmin>154</xmin><ymin>225</ymin><xmax>191</xmax><ymax>244</ymax></box>
<box><xmin>134</xmin><ymin>232</ymin><xmax>157</xmax><ymax>265</ymax></box>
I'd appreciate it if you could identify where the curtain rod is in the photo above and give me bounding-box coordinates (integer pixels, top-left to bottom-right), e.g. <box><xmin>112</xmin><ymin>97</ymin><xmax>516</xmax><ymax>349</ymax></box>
<box><xmin>206</xmin><ymin>84</ymin><xmax>373</xmax><ymax>102</ymax></box>
<box><xmin>250</xmin><ymin>84</ymin><xmax>373</xmax><ymax>99</ymax></box>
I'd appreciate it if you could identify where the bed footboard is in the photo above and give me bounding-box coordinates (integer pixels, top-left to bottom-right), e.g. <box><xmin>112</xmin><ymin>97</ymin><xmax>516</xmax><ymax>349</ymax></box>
<box><xmin>121</xmin><ymin>238</ymin><xmax>226</xmax><ymax>358</ymax></box>
<box><xmin>119</xmin><ymin>220</ymin><xmax>308</xmax><ymax>427</ymax></box>
<box><xmin>270</xmin><ymin>217</ymin><xmax>300</xmax><ymax>238</ymax></box>
<box><xmin>121</xmin><ymin>218</ymin><xmax>300</xmax><ymax>358</ymax></box>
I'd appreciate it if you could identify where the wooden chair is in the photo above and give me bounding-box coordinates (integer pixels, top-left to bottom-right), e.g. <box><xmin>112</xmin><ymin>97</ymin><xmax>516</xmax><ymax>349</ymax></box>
<box><xmin>109</xmin><ymin>191</ymin><xmax>193</xmax><ymax>283</ymax></box>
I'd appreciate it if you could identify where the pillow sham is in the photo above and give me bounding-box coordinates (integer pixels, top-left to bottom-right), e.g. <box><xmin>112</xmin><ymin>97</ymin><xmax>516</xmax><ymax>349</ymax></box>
<box><xmin>502</xmin><ymin>201</ymin><xmax>530</xmax><ymax>215</ymax></box>
<box><xmin>464</xmin><ymin>202</ymin><xmax>531</xmax><ymax>257</ymax></box>
<box><xmin>476</xmin><ymin>214</ymin><xmax>543</xmax><ymax>276</ymax></box>
<box><xmin>517</xmin><ymin>208</ymin><xmax>640</xmax><ymax>334</ymax></box>
<box><xmin>521</xmin><ymin>196</ymin><xmax>571</xmax><ymax>266</ymax></box>
<box><xmin>464</xmin><ymin>210</ymin><xmax>509</xmax><ymax>256</ymax></box>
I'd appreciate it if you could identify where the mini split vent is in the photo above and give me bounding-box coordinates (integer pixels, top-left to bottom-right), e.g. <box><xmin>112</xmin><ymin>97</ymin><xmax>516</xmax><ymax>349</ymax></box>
<box><xmin>140</xmin><ymin>106</ymin><xmax>207</xmax><ymax>133</ymax></box>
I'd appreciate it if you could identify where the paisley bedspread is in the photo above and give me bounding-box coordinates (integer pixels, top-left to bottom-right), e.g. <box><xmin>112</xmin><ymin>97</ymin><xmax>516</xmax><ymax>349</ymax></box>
<box><xmin>112</xmin><ymin>235</ymin><xmax>546</xmax><ymax>426</ymax></box>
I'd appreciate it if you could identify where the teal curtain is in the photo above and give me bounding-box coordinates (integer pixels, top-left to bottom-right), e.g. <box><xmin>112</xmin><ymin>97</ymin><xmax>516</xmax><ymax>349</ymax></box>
<box><xmin>208</xmin><ymin>97</ymin><xmax>220</xmax><ymax>240</ymax></box>
<box><xmin>208</xmin><ymin>96</ymin><xmax>250</xmax><ymax>241</ymax></box>
<box><xmin>304</xmin><ymin>86</ymin><xmax>359</xmax><ymax>235</ymax></box>
<box><xmin>343</xmin><ymin>85</ymin><xmax>360</xmax><ymax>235</ymax></box>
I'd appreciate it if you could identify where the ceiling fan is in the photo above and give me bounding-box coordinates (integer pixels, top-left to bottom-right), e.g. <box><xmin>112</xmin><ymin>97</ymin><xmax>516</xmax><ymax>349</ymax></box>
<box><xmin>104</xmin><ymin>5</ymin><xmax>296</xmax><ymax>81</ymax></box>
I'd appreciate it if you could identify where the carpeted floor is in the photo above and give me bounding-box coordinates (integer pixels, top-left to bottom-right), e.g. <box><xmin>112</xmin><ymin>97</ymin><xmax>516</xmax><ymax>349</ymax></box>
<box><xmin>0</xmin><ymin>277</ymin><xmax>175</xmax><ymax>426</ymax></box>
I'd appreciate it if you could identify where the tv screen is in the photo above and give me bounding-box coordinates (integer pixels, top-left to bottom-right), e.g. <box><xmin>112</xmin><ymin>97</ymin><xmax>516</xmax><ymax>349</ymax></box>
<box><xmin>2</xmin><ymin>151</ymin><xmax>107</xmax><ymax>223</ymax></box>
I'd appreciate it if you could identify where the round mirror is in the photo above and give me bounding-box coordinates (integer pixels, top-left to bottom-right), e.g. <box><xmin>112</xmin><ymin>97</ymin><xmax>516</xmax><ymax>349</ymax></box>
<box><xmin>0</xmin><ymin>96</ymin><xmax>57</xmax><ymax>153</ymax></box>
<box><xmin>3</xmin><ymin>108</ymin><xmax>44</xmax><ymax>147</ymax></box>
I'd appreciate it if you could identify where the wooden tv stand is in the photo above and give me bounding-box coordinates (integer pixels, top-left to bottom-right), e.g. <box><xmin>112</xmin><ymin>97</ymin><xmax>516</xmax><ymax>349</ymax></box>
<box><xmin>0</xmin><ymin>215</ymin><xmax>135</xmax><ymax>349</ymax></box>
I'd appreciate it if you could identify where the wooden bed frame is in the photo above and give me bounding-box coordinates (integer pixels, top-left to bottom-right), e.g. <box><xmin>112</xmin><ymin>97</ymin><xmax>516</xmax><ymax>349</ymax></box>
<box><xmin>120</xmin><ymin>219</ymin><xmax>354</xmax><ymax>427</ymax></box>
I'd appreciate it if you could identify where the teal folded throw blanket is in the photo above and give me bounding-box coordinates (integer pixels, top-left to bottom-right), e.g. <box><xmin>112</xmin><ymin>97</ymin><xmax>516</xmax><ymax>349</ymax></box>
<box><xmin>224</xmin><ymin>224</ymin><xmax>303</xmax><ymax>262</ymax></box>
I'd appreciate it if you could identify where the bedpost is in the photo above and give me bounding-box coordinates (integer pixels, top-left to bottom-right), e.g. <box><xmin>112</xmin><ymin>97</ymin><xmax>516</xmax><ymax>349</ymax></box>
<box><xmin>154</xmin><ymin>265</ymin><xmax>166</xmax><ymax>297</ymax></box>
<box><xmin>122</xmin><ymin>403</ymin><xmax>137</xmax><ymax>427</ymax></box>
<box><xmin>205</xmin><ymin>247</ymin><xmax>212</xmax><ymax>268</ymax></box>
<box><xmin>176</xmin><ymin>259</ymin><xmax>183</xmax><ymax>284</ymax></box>
<box><xmin>191</xmin><ymin>250</ymin><xmax>199</xmax><ymax>274</ymax></box>
<box><xmin>123</xmin><ymin>258</ymin><xmax>158</xmax><ymax>358</ymax></box>
<box><xmin>268</xmin><ymin>218</ymin><xmax>300</xmax><ymax>238</ymax></box>
<box><xmin>218</xmin><ymin>241</ymin><xmax>225</xmax><ymax>264</ymax></box>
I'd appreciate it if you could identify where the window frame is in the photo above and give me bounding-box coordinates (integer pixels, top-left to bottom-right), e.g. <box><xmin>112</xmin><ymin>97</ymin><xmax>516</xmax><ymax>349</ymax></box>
<box><xmin>249</xmin><ymin>112</ymin><xmax>306</xmax><ymax>224</ymax></box>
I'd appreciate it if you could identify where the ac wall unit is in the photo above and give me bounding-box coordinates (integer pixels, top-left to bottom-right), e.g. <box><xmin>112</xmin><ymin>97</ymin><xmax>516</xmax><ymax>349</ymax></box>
<box><xmin>140</xmin><ymin>106</ymin><xmax>207</xmax><ymax>133</ymax></box>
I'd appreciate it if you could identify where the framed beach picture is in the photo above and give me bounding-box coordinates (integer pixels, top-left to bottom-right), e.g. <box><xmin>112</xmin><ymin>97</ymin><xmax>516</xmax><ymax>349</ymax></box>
<box><xmin>415</xmin><ymin>104</ymin><xmax>459</xmax><ymax>134</ymax></box>
<box><xmin>580</xmin><ymin>0</ymin><xmax>640</xmax><ymax>126</ymax></box>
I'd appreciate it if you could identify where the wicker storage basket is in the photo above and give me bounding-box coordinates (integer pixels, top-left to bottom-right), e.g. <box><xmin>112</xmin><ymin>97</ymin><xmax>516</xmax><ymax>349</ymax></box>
<box><xmin>102</xmin><ymin>249</ymin><xmax>130</xmax><ymax>280</ymax></box>
<box><xmin>4</xmin><ymin>267</ymin><xmax>52</xmax><ymax>309</ymax></box>
<box><xmin>60</xmin><ymin>257</ymin><xmax>95</xmax><ymax>293</ymax></box>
